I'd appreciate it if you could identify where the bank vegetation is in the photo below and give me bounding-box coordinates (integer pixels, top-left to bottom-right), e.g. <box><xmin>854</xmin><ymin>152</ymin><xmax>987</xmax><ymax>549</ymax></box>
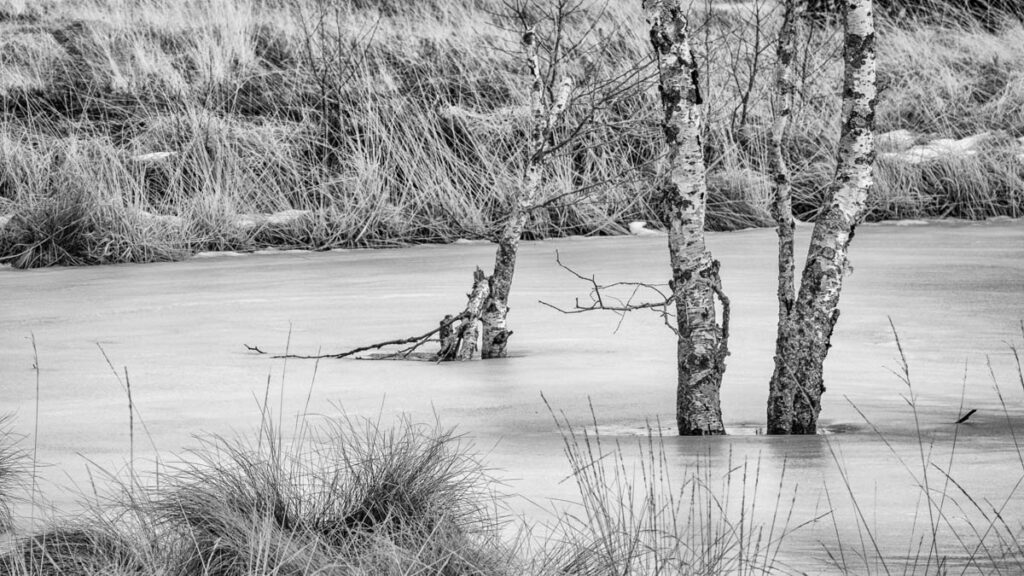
<box><xmin>0</xmin><ymin>0</ymin><xmax>1021</xmax><ymax>269</ymax></box>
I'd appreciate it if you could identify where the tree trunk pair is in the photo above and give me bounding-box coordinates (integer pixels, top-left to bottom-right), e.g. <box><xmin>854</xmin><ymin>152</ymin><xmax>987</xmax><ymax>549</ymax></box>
<box><xmin>767</xmin><ymin>0</ymin><xmax>877</xmax><ymax>434</ymax></box>
<box><xmin>645</xmin><ymin>0</ymin><xmax>876</xmax><ymax>434</ymax></box>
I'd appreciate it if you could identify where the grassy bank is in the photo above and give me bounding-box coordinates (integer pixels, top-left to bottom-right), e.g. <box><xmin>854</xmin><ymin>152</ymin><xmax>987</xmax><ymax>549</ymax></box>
<box><xmin>0</xmin><ymin>0</ymin><xmax>1022</xmax><ymax>268</ymax></box>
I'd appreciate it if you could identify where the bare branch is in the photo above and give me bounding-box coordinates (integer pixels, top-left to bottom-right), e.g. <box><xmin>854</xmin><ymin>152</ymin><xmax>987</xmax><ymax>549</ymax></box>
<box><xmin>539</xmin><ymin>251</ymin><xmax>678</xmax><ymax>335</ymax></box>
<box><xmin>709</xmin><ymin>259</ymin><xmax>730</xmax><ymax>354</ymax></box>
<box><xmin>249</xmin><ymin>312</ymin><xmax>468</xmax><ymax>360</ymax></box>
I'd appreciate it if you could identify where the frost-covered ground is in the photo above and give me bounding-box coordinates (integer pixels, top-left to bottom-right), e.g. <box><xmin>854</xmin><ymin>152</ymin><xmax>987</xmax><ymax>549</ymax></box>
<box><xmin>2</xmin><ymin>220</ymin><xmax>1023</xmax><ymax>571</ymax></box>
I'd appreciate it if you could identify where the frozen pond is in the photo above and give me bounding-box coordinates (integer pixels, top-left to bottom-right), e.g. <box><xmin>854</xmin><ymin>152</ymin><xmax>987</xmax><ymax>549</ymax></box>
<box><xmin>2</xmin><ymin>220</ymin><xmax>1023</xmax><ymax>572</ymax></box>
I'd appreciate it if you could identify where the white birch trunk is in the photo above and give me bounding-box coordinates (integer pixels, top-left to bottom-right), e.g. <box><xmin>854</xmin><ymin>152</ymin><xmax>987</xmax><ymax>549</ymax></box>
<box><xmin>766</xmin><ymin>0</ymin><xmax>801</xmax><ymax>433</ymax></box>
<box><xmin>647</xmin><ymin>0</ymin><xmax>729</xmax><ymax>435</ymax></box>
<box><xmin>768</xmin><ymin>0</ymin><xmax>876</xmax><ymax>434</ymax></box>
<box><xmin>482</xmin><ymin>29</ymin><xmax>572</xmax><ymax>359</ymax></box>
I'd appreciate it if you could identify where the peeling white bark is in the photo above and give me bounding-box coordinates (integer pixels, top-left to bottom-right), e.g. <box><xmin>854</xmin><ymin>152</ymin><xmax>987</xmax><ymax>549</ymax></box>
<box><xmin>767</xmin><ymin>0</ymin><xmax>801</xmax><ymax>433</ymax></box>
<box><xmin>647</xmin><ymin>0</ymin><xmax>729</xmax><ymax>435</ymax></box>
<box><xmin>455</xmin><ymin>269</ymin><xmax>490</xmax><ymax>360</ymax></box>
<box><xmin>769</xmin><ymin>0</ymin><xmax>876</xmax><ymax>434</ymax></box>
<box><xmin>482</xmin><ymin>30</ymin><xmax>573</xmax><ymax>359</ymax></box>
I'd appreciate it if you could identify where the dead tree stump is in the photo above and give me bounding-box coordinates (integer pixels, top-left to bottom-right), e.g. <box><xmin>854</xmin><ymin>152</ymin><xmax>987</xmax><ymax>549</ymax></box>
<box><xmin>453</xmin><ymin>268</ymin><xmax>490</xmax><ymax>360</ymax></box>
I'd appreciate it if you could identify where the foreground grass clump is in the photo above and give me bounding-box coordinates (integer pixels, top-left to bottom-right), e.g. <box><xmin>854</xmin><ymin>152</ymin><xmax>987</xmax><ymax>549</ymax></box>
<box><xmin>0</xmin><ymin>415</ymin><xmax>518</xmax><ymax>576</ymax></box>
<box><xmin>0</xmin><ymin>410</ymin><xmax>785</xmax><ymax>576</ymax></box>
<box><xmin>0</xmin><ymin>415</ymin><xmax>25</xmax><ymax>532</ymax></box>
<box><xmin>0</xmin><ymin>410</ymin><xmax>797</xmax><ymax>576</ymax></box>
<box><xmin>0</xmin><ymin>0</ymin><xmax>1022</xmax><ymax>267</ymax></box>
<box><xmin>155</xmin><ymin>417</ymin><xmax>509</xmax><ymax>576</ymax></box>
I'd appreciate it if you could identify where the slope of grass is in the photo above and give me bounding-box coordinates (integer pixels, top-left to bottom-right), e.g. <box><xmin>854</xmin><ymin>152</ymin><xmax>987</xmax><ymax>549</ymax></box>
<box><xmin>0</xmin><ymin>0</ymin><xmax>1021</xmax><ymax>267</ymax></box>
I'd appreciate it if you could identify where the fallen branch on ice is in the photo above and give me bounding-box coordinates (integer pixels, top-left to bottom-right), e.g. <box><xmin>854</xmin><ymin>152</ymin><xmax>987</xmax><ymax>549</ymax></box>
<box><xmin>245</xmin><ymin>269</ymin><xmax>491</xmax><ymax>361</ymax></box>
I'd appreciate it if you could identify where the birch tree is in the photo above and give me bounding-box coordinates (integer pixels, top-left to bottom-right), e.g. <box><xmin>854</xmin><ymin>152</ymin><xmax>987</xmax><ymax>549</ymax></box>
<box><xmin>481</xmin><ymin>27</ymin><xmax>573</xmax><ymax>359</ymax></box>
<box><xmin>543</xmin><ymin>0</ymin><xmax>729</xmax><ymax>434</ymax></box>
<box><xmin>647</xmin><ymin>0</ymin><xmax>730</xmax><ymax>435</ymax></box>
<box><xmin>478</xmin><ymin>0</ymin><xmax>649</xmax><ymax>358</ymax></box>
<box><xmin>766</xmin><ymin>0</ymin><xmax>801</xmax><ymax>432</ymax></box>
<box><xmin>252</xmin><ymin>1</ymin><xmax>650</xmax><ymax>362</ymax></box>
<box><xmin>767</xmin><ymin>0</ymin><xmax>877</xmax><ymax>434</ymax></box>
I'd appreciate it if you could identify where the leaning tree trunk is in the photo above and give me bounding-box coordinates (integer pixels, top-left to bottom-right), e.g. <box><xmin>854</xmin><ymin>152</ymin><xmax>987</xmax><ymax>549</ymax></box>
<box><xmin>767</xmin><ymin>0</ymin><xmax>876</xmax><ymax>434</ymax></box>
<box><xmin>647</xmin><ymin>0</ymin><xmax>729</xmax><ymax>436</ymax></box>
<box><xmin>766</xmin><ymin>0</ymin><xmax>801</xmax><ymax>430</ymax></box>
<box><xmin>481</xmin><ymin>28</ymin><xmax>572</xmax><ymax>359</ymax></box>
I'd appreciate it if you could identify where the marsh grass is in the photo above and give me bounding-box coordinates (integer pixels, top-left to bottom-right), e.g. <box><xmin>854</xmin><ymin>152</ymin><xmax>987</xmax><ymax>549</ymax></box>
<box><xmin>538</xmin><ymin>402</ymin><xmax>805</xmax><ymax>576</ymax></box>
<box><xmin>156</xmin><ymin>413</ymin><xmax>510</xmax><ymax>576</ymax></box>
<box><xmin>0</xmin><ymin>408</ymin><xmax>519</xmax><ymax>576</ymax></box>
<box><xmin>821</xmin><ymin>323</ymin><xmax>1024</xmax><ymax>575</ymax></box>
<box><xmin>0</xmin><ymin>415</ymin><xmax>27</xmax><ymax>533</ymax></box>
<box><xmin>0</xmin><ymin>0</ymin><xmax>1021</xmax><ymax>267</ymax></box>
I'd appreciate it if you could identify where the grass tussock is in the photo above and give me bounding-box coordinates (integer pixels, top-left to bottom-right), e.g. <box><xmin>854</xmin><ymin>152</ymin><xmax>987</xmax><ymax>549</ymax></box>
<box><xmin>0</xmin><ymin>409</ymin><xmax>799</xmax><ymax>576</ymax></box>
<box><xmin>0</xmin><ymin>415</ymin><xmax>26</xmax><ymax>533</ymax></box>
<box><xmin>154</xmin><ymin>415</ymin><xmax>506</xmax><ymax>576</ymax></box>
<box><xmin>1</xmin><ymin>413</ymin><xmax>518</xmax><ymax>576</ymax></box>
<box><xmin>0</xmin><ymin>0</ymin><xmax>1021</xmax><ymax>267</ymax></box>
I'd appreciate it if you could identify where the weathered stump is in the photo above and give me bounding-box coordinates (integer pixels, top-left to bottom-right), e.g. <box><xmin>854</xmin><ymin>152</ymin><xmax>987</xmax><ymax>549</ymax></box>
<box><xmin>452</xmin><ymin>269</ymin><xmax>490</xmax><ymax>360</ymax></box>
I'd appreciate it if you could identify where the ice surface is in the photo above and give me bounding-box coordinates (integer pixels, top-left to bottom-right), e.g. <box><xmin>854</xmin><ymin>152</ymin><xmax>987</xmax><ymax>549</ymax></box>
<box><xmin>2</xmin><ymin>221</ymin><xmax>1023</xmax><ymax>571</ymax></box>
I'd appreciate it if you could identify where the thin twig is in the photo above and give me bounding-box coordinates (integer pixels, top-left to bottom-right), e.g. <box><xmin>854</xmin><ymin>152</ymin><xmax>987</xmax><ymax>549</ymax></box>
<box><xmin>539</xmin><ymin>250</ymin><xmax>678</xmax><ymax>334</ymax></box>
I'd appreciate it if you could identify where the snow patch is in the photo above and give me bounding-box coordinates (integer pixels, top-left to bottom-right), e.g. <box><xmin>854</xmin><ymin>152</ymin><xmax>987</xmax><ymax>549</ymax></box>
<box><xmin>628</xmin><ymin>221</ymin><xmax>663</xmax><ymax>236</ymax></box>
<box><xmin>136</xmin><ymin>211</ymin><xmax>183</xmax><ymax>229</ymax></box>
<box><xmin>986</xmin><ymin>215</ymin><xmax>1020</xmax><ymax>224</ymax></box>
<box><xmin>266</xmin><ymin>209</ymin><xmax>311</xmax><ymax>226</ymax></box>
<box><xmin>875</xmin><ymin>129</ymin><xmax>917</xmax><ymax>152</ymax></box>
<box><xmin>875</xmin><ymin>131</ymin><xmax>1019</xmax><ymax>165</ymax></box>
<box><xmin>133</xmin><ymin>151</ymin><xmax>176</xmax><ymax>163</ymax></box>
<box><xmin>194</xmin><ymin>251</ymin><xmax>246</xmax><ymax>258</ymax></box>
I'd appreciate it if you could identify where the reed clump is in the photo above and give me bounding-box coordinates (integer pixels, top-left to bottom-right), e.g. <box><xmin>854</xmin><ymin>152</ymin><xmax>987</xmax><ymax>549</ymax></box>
<box><xmin>0</xmin><ymin>415</ymin><xmax>519</xmax><ymax>576</ymax></box>
<box><xmin>0</xmin><ymin>415</ymin><xmax>26</xmax><ymax>533</ymax></box>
